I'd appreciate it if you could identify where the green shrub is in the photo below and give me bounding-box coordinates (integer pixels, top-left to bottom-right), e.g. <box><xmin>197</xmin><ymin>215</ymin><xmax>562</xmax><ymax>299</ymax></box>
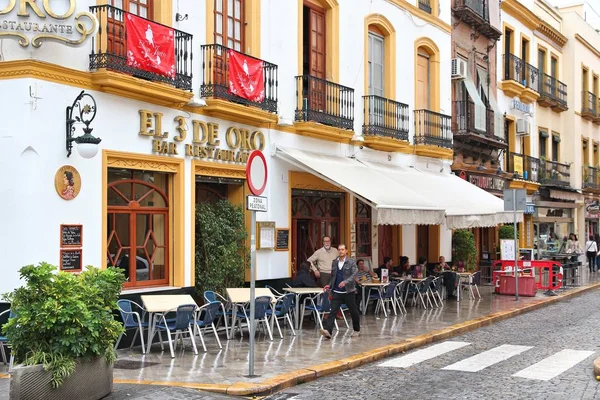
<box><xmin>195</xmin><ymin>200</ymin><xmax>248</xmax><ymax>297</ymax></box>
<box><xmin>499</xmin><ymin>224</ymin><xmax>519</xmax><ymax>240</ymax></box>
<box><xmin>3</xmin><ymin>263</ymin><xmax>125</xmax><ymax>388</ymax></box>
<box><xmin>452</xmin><ymin>229</ymin><xmax>477</xmax><ymax>271</ymax></box>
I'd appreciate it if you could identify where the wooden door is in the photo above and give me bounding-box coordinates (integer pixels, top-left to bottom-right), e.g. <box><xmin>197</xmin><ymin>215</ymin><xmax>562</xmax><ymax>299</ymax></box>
<box><xmin>108</xmin><ymin>0</ymin><xmax>154</xmax><ymax>58</ymax></box>
<box><xmin>213</xmin><ymin>0</ymin><xmax>245</xmax><ymax>90</ymax></box>
<box><xmin>416</xmin><ymin>53</ymin><xmax>430</xmax><ymax>110</ymax></box>
<box><xmin>378</xmin><ymin>225</ymin><xmax>393</xmax><ymax>266</ymax></box>
<box><xmin>417</xmin><ymin>225</ymin><xmax>429</xmax><ymax>261</ymax></box>
<box><xmin>306</xmin><ymin>5</ymin><xmax>326</xmax><ymax>111</ymax></box>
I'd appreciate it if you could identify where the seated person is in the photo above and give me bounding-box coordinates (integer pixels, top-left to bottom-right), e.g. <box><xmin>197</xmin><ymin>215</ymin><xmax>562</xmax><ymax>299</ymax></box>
<box><xmin>292</xmin><ymin>261</ymin><xmax>318</xmax><ymax>287</ymax></box>
<box><xmin>393</xmin><ymin>256</ymin><xmax>411</xmax><ymax>277</ymax></box>
<box><xmin>355</xmin><ymin>259</ymin><xmax>377</xmax><ymax>284</ymax></box>
<box><xmin>374</xmin><ymin>257</ymin><xmax>393</xmax><ymax>279</ymax></box>
<box><xmin>412</xmin><ymin>256</ymin><xmax>427</xmax><ymax>278</ymax></box>
<box><xmin>435</xmin><ymin>256</ymin><xmax>451</xmax><ymax>273</ymax></box>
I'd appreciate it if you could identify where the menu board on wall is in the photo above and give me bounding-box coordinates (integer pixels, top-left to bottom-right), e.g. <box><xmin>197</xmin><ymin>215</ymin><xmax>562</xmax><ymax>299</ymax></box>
<box><xmin>60</xmin><ymin>249</ymin><xmax>82</xmax><ymax>271</ymax></box>
<box><xmin>500</xmin><ymin>239</ymin><xmax>516</xmax><ymax>260</ymax></box>
<box><xmin>257</xmin><ymin>221</ymin><xmax>276</xmax><ymax>250</ymax></box>
<box><xmin>61</xmin><ymin>224</ymin><xmax>83</xmax><ymax>247</ymax></box>
<box><xmin>275</xmin><ymin>229</ymin><xmax>290</xmax><ymax>251</ymax></box>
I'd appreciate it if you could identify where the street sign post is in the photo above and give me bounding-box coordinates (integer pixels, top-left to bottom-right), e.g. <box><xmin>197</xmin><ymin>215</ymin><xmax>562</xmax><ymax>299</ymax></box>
<box><xmin>504</xmin><ymin>189</ymin><xmax>526</xmax><ymax>301</ymax></box>
<box><xmin>245</xmin><ymin>150</ymin><xmax>268</xmax><ymax>377</ymax></box>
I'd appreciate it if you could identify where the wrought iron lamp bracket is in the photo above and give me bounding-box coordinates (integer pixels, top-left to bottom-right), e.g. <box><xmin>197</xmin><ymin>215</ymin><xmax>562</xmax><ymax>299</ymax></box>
<box><xmin>66</xmin><ymin>90</ymin><xmax>101</xmax><ymax>157</ymax></box>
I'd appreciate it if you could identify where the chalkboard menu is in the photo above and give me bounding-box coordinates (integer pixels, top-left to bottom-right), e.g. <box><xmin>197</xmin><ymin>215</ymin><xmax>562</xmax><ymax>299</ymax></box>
<box><xmin>60</xmin><ymin>249</ymin><xmax>82</xmax><ymax>271</ymax></box>
<box><xmin>275</xmin><ymin>228</ymin><xmax>290</xmax><ymax>251</ymax></box>
<box><xmin>61</xmin><ymin>224</ymin><xmax>83</xmax><ymax>247</ymax></box>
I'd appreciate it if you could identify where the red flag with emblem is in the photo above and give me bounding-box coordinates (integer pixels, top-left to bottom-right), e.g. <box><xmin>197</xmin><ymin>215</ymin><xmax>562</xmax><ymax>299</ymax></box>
<box><xmin>125</xmin><ymin>14</ymin><xmax>176</xmax><ymax>78</ymax></box>
<box><xmin>228</xmin><ymin>50</ymin><xmax>265</xmax><ymax>102</ymax></box>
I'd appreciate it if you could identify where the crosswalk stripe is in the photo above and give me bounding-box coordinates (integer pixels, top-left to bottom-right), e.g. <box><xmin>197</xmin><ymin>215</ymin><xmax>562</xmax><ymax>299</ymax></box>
<box><xmin>379</xmin><ymin>341</ymin><xmax>470</xmax><ymax>368</ymax></box>
<box><xmin>442</xmin><ymin>344</ymin><xmax>533</xmax><ymax>372</ymax></box>
<box><xmin>512</xmin><ymin>349</ymin><xmax>595</xmax><ymax>381</ymax></box>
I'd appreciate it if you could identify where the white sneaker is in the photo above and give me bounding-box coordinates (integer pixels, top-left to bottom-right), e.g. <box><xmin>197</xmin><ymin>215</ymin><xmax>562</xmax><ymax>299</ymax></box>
<box><xmin>351</xmin><ymin>330</ymin><xmax>361</xmax><ymax>337</ymax></box>
<box><xmin>320</xmin><ymin>329</ymin><xmax>332</xmax><ymax>339</ymax></box>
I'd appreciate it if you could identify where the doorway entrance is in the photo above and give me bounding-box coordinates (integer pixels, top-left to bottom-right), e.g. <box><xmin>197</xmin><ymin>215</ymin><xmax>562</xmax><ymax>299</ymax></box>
<box><xmin>416</xmin><ymin>225</ymin><xmax>440</xmax><ymax>263</ymax></box>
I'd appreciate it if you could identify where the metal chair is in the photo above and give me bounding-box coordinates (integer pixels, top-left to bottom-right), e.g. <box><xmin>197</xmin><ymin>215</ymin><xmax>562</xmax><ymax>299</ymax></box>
<box><xmin>194</xmin><ymin>301</ymin><xmax>223</xmax><ymax>352</ymax></box>
<box><xmin>203</xmin><ymin>290</ymin><xmax>231</xmax><ymax>334</ymax></box>
<box><xmin>369</xmin><ymin>282</ymin><xmax>398</xmax><ymax>317</ymax></box>
<box><xmin>300</xmin><ymin>292</ymin><xmax>342</xmax><ymax>331</ymax></box>
<box><xmin>267</xmin><ymin>293</ymin><xmax>296</xmax><ymax>338</ymax></box>
<box><xmin>115</xmin><ymin>299</ymin><xmax>149</xmax><ymax>353</ymax></box>
<box><xmin>155</xmin><ymin>304</ymin><xmax>198</xmax><ymax>358</ymax></box>
<box><xmin>393</xmin><ymin>280</ymin><xmax>408</xmax><ymax>314</ymax></box>
<box><xmin>461</xmin><ymin>271</ymin><xmax>482</xmax><ymax>299</ymax></box>
<box><xmin>234</xmin><ymin>296</ymin><xmax>274</xmax><ymax>341</ymax></box>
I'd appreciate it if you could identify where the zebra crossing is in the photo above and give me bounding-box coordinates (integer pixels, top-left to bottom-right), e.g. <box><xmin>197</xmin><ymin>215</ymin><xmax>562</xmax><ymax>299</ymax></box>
<box><xmin>378</xmin><ymin>341</ymin><xmax>595</xmax><ymax>381</ymax></box>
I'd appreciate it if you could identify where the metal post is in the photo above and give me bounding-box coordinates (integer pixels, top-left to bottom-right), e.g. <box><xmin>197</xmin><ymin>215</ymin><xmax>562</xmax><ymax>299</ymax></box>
<box><xmin>249</xmin><ymin>210</ymin><xmax>257</xmax><ymax>377</ymax></box>
<box><xmin>513</xmin><ymin>189</ymin><xmax>519</xmax><ymax>301</ymax></box>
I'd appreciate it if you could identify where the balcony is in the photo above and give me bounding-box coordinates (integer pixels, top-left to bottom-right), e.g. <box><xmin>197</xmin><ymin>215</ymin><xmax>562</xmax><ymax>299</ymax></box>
<box><xmin>451</xmin><ymin>0</ymin><xmax>502</xmax><ymax>40</ymax></box>
<box><xmin>89</xmin><ymin>5</ymin><xmax>193</xmax><ymax>91</ymax></box>
<box><xmin>581</xmin><ymin>91</ymin><xmax>597</xmax><ymax>121</ymax></box>
<box><xmin>583</xmin><ymin>166</ymin><xmax>600</xmax><ymax>190</ymax></box>
<box><xmin>413</xmin><ymin>109</ymin><xmax>452</xmax><ymax>149</ymax></box>
<box><xmin>418</xmin><ymin>0</ymin><xmax>432</xmax><ymax>14</ymax></box>
<box><xmin>500</xmin><ymin>54</ymin><xmax>525</xmax><ymax>98</ymax></box>
<box><xmin>295</xmin><ymin>75</ymin><xmax>354</xmax><ymax>131</ymax></box>
<box><xmin>362</xmin><ymin>96</ymin><xmax>409</xmax><ymax>141</ymax></box>
<box><xmin>539</xmin><ymin>159</ymin><xmax>571</xmax><ymax>188</ymax></box>
<box><xmin>521</xmin><ymin>62</ymin><xmax>540</xmax><ymax>103</ymax></box>
<box><xmin>452</xmin><ymin>100</ymin><xmax>506</xmax><ymax>149</ymax></box>
<box><xmin>508</xmin><ymin>153</ymin><xmax>540</xmax><ymax>183</ymax></box>
<box><xmin>537</xmin><ymin>73</ymin><xmax>568</xmax><ymax>112</ymax></box>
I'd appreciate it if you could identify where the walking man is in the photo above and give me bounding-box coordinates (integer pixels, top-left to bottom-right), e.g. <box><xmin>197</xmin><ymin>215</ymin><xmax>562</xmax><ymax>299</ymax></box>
<box><xmin>308</xmin><ymin>236</ymin><xmax>338</xmax><ymax>287</ymax></box>
<box><xmin>320</xmin><ymin>244</ymin><xmax>361</xmax><ymax>338</ymax></box>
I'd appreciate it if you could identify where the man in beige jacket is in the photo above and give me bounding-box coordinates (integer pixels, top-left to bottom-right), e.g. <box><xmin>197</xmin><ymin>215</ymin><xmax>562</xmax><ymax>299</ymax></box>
<box><xmin>307</xmin><ymin>236</ymin><xmax>338</xmax><ymax>287</ymax></box>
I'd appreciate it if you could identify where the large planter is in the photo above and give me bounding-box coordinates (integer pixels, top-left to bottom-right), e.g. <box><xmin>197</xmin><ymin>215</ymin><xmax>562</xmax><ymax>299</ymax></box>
<box><xmin>9</xmin><ymin>357</ymin><xmax>113</xmax><ymax>400</ymax></box>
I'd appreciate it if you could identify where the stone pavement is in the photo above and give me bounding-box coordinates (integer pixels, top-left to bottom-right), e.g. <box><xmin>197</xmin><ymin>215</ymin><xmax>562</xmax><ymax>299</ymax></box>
<box><xmin>0</xmin><ymin>272</ymin><xmax>598</xmax><ymax>399</ymax></box>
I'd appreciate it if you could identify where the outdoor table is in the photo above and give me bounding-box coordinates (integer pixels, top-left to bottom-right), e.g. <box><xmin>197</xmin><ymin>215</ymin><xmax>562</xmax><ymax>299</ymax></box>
<box><xmin>282</xmin><ymin>287</ymin><xmax>323</xmax><ymax>329</ymax></box>
<box><xmin>140</xmin><ymin>294</ymin><xmax>197</xmax><ymax>354</ymax></box>
<box><xmin>358</xmin><ymin>282</ymin><xmax>388</xmax><ymax>315</ymax></box>
<box><xmin>225</xmin><ymin>288</ymin><xmax>275</xmax><ymax>339</ymax></box>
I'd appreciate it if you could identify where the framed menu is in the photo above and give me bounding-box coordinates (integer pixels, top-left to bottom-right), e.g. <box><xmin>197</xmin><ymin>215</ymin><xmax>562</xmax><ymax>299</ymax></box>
<box><xmin>60</xmin><ymin>224</ymin><xmax>83</xmax><ymax>247</ymax></box>
<box><xmin>60</xmin><ymin>249</ymin><xmax>82</xmax><ymax>271</ymax></box>
<box><xmin>275</xmin><ymin>228</ymin><xmax>290</xmax><ymax>251</ymax></box>
<box><xmin>257</xmin><ymin>221</ymin><xmax>276</xmax><ymax>250</ymax></box>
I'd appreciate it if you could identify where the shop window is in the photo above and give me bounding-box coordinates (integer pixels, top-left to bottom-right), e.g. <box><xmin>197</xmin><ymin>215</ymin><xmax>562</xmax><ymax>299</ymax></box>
<box><xmin>107</xmin><ymin>168</ymin><xmax>169</xmax><ymax>288</ymax></box>
<box><xmin>355</xmin><ymin>200</ymin><xmax>371</xmax><ymax>257</ymax></box>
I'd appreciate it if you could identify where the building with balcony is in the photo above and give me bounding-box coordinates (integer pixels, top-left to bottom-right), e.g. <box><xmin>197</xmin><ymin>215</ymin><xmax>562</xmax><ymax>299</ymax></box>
<box><xmin>0</xmin><ymin>0</ymin><xmax>516</xmax><ymax>295</ymax></box>
<box><xmin>498</xmin><ymin>0</ymin><xmax>576</xmax><ymax>253</ymax></box>
<box><xmin>451</xmin><ymin>0</ymin><xmax>506</xmax><ymax>264</ymax></box>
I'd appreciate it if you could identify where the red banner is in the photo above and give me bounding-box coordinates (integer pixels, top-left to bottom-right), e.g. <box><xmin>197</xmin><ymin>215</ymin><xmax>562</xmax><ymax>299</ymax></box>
<box><xmin>125</xmin><ymin>14</ymin><xmax>175</xmax><ymax>78</ymax></box>
<box><xmin>228</xmin><ymin>50</ymin><xmax>265</xmax><ymax>102</ymax></box>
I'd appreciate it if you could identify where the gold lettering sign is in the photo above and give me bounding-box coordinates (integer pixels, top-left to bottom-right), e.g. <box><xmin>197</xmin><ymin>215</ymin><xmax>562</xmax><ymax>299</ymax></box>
<box><xmin>0</xmin><ymin>0</ymin><xmax>97</xmax><ymax>48</ymax></box>
<box><xmin>138</xmin><ymin>110</ymin><xmax>265</xmax><ymax>164</ymax></box>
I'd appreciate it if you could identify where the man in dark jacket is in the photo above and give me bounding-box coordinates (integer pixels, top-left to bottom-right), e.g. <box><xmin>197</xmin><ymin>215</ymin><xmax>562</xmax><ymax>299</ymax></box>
<box><xmin>320</xmin><ymin>244</ymin><xmax>360</xmax><ymax>338</ymax></box>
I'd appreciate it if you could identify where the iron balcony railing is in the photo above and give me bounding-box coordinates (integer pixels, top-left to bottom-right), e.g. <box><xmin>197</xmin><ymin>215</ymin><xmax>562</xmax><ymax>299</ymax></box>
<box><xmin>583</xmin><ymin>166</ymin><xmax>600</xmax><ymax>190</ymax></box>
<box><xmin>524</xmin><ymin>62</ymin><xmax>539</xmax><ymax>93</ymax></box>
<box><xmin>582</xmin><ymin>91</ymin><xmax>597</xmax><ymax>117</ymax></box>
<box><xmin>295</xmin><ymin>75</ymin><xmax>354</xmax><ymax>130</ymax></box>
<box><xmin>453</xmin><ymin>100</ymin><xmax>499</xmax><ymax>140</ymax></box>
<box><xmin>453</xmin><ymin>0</ymin><xmax>486</xmax><ymax>19</ymax></box>
<box><xmin>89</xmin><ymin>5</ymin><xmax>193</xmax><ymax>90</ymax></box>
<box><xmin>413</xmin><ymin>109</ymin><xmax>452</xmax><ymax>148</ymax></box>
<box><xmin>556</xmin><ymin>80</ymin><xmax>568</xmax><ymax>108</ymax></box>
<box><xmin>418</xmin><ymin>0</ymin><xmax>433</xmax><ymax>14</ymax></box>
<box><xmin>539</xmin><ymin>72</ymin><xmax>556</xmax><ymax>100</ymax></box>
<box><xmin>540</xmin><ymin>159</ymin><xmax>571</xmax><ymax>187</ymax></box>
<box><xmin>199</xmin><ymin>44</ymin><xmax>278</xmax><ymax>113</ymax></box>
<box><xmin>508</xmin><ymin>153</ymin><xmax>540</xmax><ymax>182</ymax></box>
<box><xmin>503</xmin><ymin>54</ymin><xmax>524</xmax><ymax>84</ymax></box>
<box><xmin>362</xmin><ymin>95</ymin><xmax>409</xmax><ymax>141</ymax></box>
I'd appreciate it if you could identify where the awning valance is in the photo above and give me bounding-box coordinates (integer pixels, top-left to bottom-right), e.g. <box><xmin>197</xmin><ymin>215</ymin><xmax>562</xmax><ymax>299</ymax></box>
<box><xmin>275</xmin><ymin>147</ymin><xmax>445</xmax><ymax>225</ymax></box>
<box><xmin>359</xmin><ymin>160</ymin><xmax>524</xmax><ymax>229</ymax></box>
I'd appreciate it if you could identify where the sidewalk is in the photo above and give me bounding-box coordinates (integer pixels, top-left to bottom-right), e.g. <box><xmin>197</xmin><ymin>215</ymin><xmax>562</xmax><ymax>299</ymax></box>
<box><xmin>3</xmin><ymin>272</ymin><xmax>599</xmax><ymax>398</ymax></box>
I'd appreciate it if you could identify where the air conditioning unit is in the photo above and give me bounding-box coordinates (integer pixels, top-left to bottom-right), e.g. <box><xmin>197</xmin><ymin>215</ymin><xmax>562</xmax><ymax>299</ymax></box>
<box><xmin>451</xmin><ymin>58</ymin><xmax>468</xmax><ymax>80</ymax></box>
<box><xmin>516</xmin><ymin>119</ymin><xmax>530</xmax><ymax>136</ymax></box>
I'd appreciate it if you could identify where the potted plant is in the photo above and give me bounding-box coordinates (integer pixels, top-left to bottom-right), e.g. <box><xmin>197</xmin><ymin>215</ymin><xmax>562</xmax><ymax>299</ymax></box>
<box><xmin>5</xmin><ymin>262</ymin><xmax>125</xmax><ymax>400</ymax></box>
<box><xmin>452</xmin><ymin>229</ymin><xmax>477</xmax><ymax>272</ymax></box>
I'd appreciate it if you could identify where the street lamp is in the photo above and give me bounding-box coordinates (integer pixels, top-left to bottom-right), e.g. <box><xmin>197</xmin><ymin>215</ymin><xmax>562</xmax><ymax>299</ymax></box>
<box><xmin>66</xmin><ymin>91</ymin><xmax>102</xmax><ymax>158</ymax></box>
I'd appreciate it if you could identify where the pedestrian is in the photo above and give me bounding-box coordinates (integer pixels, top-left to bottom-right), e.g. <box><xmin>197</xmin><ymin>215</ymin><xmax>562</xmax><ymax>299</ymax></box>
<box><xmin>320</xmin><ymin>244</ymin><xmax>360</xmax><ymax>338</ymax></box>
<box><xmin>307</xmin><ymin>236</ymin><xmax>338</xmax><ymax>287</ymax></box>
<box><xmin>585</xmin><ymin>235</ymin><xmax>598</xmax><ymax>273</ymax></box>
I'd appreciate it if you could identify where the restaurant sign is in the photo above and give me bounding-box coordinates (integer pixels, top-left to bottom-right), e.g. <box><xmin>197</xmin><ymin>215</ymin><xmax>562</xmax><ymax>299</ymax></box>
<box><xmin>138</xmin><ymin>109</ymin><xmax>266</xmax><ymax>164</ymax></box>
<box><xmin>0</xmin><ymin>0</ymin><xmax>97</xmax><ymax>48</ymax></box>
<box><xmin>586</xmin><ymin>200</ymin><xmax>600</xmax><ymax>219</ymax></box>
<box><xmin>468</xmin><ymin>174</ymin><xmax>505</xmax><ymax>192</ymax></box>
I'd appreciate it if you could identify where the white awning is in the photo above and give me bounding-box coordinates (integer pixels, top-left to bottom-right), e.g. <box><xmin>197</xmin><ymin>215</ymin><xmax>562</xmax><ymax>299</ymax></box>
<box><xmin>275</xmin><ymin>147</ymin><xmax>446</xmax><ymax>225</ymax></box>
<box><xmin>478</xmin><ymin>67</ymin><xmax>505</xmax><ymax>140</ymax></box>
<box><xmin>464</xmin><ymin>70</ymin><xmax>487</xmax><ymax>132</ymax></box>
<box><xmin>359</xmin><ymin>160</ymin><xmax>524</xmax><ymax>229</ymax></box>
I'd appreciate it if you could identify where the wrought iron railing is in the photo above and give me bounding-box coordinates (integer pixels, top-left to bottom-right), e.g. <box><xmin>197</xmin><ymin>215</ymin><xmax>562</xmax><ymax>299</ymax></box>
<box><xmin>89</xmin><ymin>5</ymin><xmax>193</xmax><ymax>90</ymax></box>
<box><xmin>540</xmin><ymin>159</ymin><xmax>571</xmax><ymax>187</ymax></box>
<box><xmin>582</xmin><ymin>91</ymin><xmax>597</xmax><ymax>117</ymax></box>
<box><xmin>295</xmin><ymin>75</ymin><xmax>354</xmax><ymax>130</ymax></box>
<box><xmin>199</xmin><ymin>44</ymin><xmax>278</xmax><ymax>113</ymax></box>
<box><xmin>556</xmin><ymin>80</ymin><xmax>568</xmax><ymax>108</ymax></box>
<box><xmin>583</xmin><ymin>166</ymin><xmax>600</xmax><ymax>189</ymax></box>
<box><xmin>452</xmin><ymin>101</ymin><xmax>501</xmax><ymax>142</ymax></box>
<box><xmin>414</xmin><ymin>109</ymin><xmax>452</xmax><ymax>148</ymax></box>
<box><xmin>362</xmin><ymin>95</ymin><xmax>409</xmax><ymax>141</ymax></box>
<box><xmin>508</xmin><ymin>153</ymin><xmax>540</xmax><ymax>182</ymax></box>
<box><xmin>418</xmin><ymin>0</ymin><xmax>432</xmax><ymax>14</ymax></box>
<box><xmin>452</xmin><ymin>0</ymin><xmax>489</xmax><ymax>20</ymax></box>
<box><xmin>503</xmin><ymin>53</ymin><xmax>524</xmax><ymax>83</ymax></box>
<box><xmin>539</xmin><ymin>73</ymin><xmax>556</xmax><ymax>100</ymax></box>
<box><xmin>524</xmin><ymin>62</ymin><xmax>539</xmax><ymax>92</ymax></box>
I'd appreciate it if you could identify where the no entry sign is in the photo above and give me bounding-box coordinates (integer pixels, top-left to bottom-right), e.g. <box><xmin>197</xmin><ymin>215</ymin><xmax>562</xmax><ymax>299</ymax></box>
<box><xmin>246</xmin><ymin>150</ymin><xmax>268</xmax><ymax>196</ymax></box>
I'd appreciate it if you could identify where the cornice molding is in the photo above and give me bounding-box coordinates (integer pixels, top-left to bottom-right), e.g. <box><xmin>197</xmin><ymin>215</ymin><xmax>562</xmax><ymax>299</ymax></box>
<box><xmin>575</xmin><ymin>34</ymin><xmax>600</xmax><ymax>58</ymax></box>
<box><xmin>502</xmin><ymin>0</ymin><xmax>567</xmax><ymax>48</ymax></box>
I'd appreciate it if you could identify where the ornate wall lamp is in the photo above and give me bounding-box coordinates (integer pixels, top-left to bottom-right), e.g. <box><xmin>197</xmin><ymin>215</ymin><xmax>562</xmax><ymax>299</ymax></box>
<box><xmin>66</xmin><ymin>91</ymin><xmax>102</xmax><ymax>158</ymax></box>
